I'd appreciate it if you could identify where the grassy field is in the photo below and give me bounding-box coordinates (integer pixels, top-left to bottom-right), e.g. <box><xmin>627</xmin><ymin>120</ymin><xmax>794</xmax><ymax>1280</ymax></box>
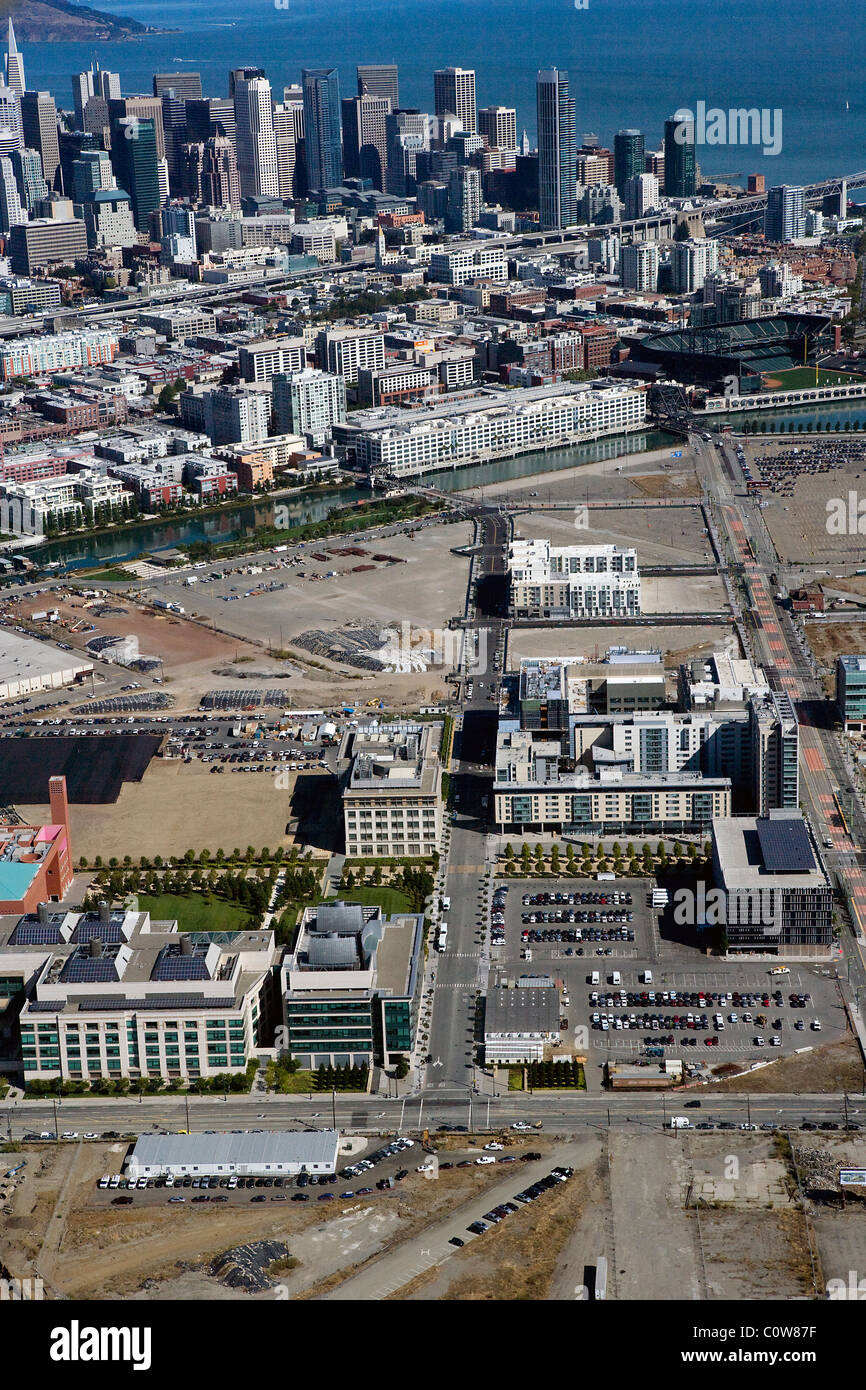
<box><xmin>137</xmin><ymin>892</ymin><xmax>254</xmax><ymax>932</ymax></box>
<box><xmin>761</xmin><ymin>366</ymin><xmax>866</xmax><ymax>391</ymax></box>
<box><xmin>338</xmin><ymin>885</ymin><xmax>416</xmax><ymax>915</ymax></box>
<box><xmin>81</xmin><ymin>567</ymin><xmax>135</xmax><ymax>584</ymax></box>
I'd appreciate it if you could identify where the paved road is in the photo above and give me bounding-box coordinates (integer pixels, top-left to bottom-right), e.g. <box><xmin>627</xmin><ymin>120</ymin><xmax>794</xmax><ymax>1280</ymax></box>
<box><xmin>3</xmin><ymin>1090</ymin><xmax>863</xmax><ymax>1141</ymax></box>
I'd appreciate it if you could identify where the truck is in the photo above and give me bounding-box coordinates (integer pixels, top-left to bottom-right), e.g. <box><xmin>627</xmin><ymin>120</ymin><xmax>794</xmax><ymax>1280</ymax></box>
<box><xmin>670</xmin><ymin>1117</ymin><xmax>692</xmax><ymax>1129</ymax></box>
<box><xmin>437</xmin><ymin>924</ymin><xmax>448</xmax><ymax>951</ymax></box>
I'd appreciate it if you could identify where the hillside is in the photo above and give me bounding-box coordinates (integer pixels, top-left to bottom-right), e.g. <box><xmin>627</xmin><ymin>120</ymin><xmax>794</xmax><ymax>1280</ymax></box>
<box><xmin>3</xmin><ymin>0</ymin><xmax>175</xmax><ymax>40</ymax></box>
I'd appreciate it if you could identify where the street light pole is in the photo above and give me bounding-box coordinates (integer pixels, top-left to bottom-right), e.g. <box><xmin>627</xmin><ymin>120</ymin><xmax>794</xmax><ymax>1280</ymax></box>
<box><xmin>331</xmin><ymin>1088</ymin><xmax>337</xmax><ymax>1131</ymax></box>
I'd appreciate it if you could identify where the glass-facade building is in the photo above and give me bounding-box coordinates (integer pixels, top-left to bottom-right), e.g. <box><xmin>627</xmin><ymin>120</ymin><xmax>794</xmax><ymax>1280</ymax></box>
<box><xmin>302</xmin><ymin>68</ymin><xmax>342</xmax><ymax>192</ymax></box>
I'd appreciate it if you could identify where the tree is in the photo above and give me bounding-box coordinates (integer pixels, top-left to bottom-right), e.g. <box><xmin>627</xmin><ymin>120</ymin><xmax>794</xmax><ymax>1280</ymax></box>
<box><xmin>394</xmin><ymin>1056</ymin><xmax>409</xmax><ymax>1080</ymax></box>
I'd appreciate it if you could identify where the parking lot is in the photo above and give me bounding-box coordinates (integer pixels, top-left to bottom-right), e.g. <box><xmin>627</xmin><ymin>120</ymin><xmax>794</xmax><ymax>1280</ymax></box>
<box><xmin>488</xmin><ymin>877</ymin><xmax>848</xmax><ymax>1088</ymax></box>
<box><xmin>85</xmin><ymin>1132</ymin><xmax>545</xmax><ymax>1213</ymax></box>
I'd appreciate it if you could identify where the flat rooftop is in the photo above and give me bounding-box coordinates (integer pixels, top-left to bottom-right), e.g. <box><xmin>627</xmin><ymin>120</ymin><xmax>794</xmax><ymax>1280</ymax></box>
<box><xmin>714</xmin><ymin>813</ymin><xmax>828</xmax><ymax>891</ymax></box>
<box><xmin>0</xmin><ymin>629</ymin><xmax>93</xmax><ymax>689</ymax></box>
<box><xmin>485</xmin><ymin>985</ymin><xmax>560</xmax><ymax>1036</ymax></box>
<box><xmin>128</xmin><ymin>1129</ymin><xmax>339</xmax><ymax>1170</ymax></box>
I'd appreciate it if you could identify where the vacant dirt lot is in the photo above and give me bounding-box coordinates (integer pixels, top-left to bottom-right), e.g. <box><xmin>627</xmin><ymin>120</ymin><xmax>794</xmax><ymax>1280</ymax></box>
<box><xmin>16</xmin><ymin>757</ymin><xmax>315</xmax><ymax>859</ymax></box>
<box><xmin>808</xmin><ymin>622</ymin><xmax>866</xmax><ymax>668</ymax></box>
<box><xmin>704</xmin><ymin>1036</ymin><xmax>865</xmax><ymax>1095</ymax></box>
<box><xmin>509</xmin><ymin>624</ymin><xmax>740</xmax><ymax>669</ymax></box>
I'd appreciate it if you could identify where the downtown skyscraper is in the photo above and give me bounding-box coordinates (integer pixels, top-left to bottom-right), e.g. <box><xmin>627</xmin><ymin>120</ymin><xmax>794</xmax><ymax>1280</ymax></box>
<box><xmin>536</xmin><ymin>68</ymin><xmax>576</xmax><ymax>230</ymax></box>
<box><xmin>302</xmin><ymin>68</ymin><xmax>342</xmax><ymax>193</ymax></box>
<box><xmin>664</xmin><ymin>114</ymin><xmax>697</xmax><ymax>197</ymax></box>
<box><xmin>233</xmin><ymin>73</ymin><xmax>280</xmax><ymax>199</ymax></box>
<box><xmin>433</xmin><ymin>67</ymin><xmax>476</xmax><ymax>134</ymax></box>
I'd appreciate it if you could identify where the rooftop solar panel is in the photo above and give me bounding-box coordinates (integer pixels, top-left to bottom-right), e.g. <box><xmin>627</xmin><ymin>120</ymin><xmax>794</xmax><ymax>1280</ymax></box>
<box><xmin>75</xmin><ymin>995</ymin><xmax>234</xmax><ymax>1011</ymax></box>
<box><xmin>756</xmin><ymin>816</ymin><xmax>815</xmax><ymax>872</ymax></box>
<box><xmin>10</xmin><ymin>922</ymin><xmax>63</xmax><ymax>945</ymax></box>
<box><xmin>73</xmin><ymin>922</ymin><xmax>124</xmax><ymax>945</ymax></box>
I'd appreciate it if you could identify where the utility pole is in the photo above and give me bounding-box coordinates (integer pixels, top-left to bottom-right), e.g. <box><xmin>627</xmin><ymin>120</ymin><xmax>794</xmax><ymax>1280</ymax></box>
<box><xmin>185</xmin><ymin>1093</ymin><xmax>190</xmax><ymax>1133</ymax></box>
<box><xmin>331</xmin><ymin>1088</ymin><xmax>337</xmax><ymax>1131</ymax></box>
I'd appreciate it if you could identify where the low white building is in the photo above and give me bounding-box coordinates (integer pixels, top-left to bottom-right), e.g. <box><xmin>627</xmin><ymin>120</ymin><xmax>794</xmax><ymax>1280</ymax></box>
<box><xmin>484</xmin><ymin>986</ymin><xmax>560</xmax><ymax>1063</ymax></box>
<box><xmin>126</xmin><ymin>1130</ymin><xmax>339</xmax><ymax>1178</ymax></box>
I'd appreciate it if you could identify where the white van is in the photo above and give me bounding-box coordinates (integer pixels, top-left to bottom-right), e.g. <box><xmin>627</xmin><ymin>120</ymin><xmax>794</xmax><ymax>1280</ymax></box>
<box><xmin>641</xmin><ymin>969</ymin><xmax>653</xmax><ymax>984</ymax></box>
<box><xmin>441</xmin><ymin>896</ymin><xmax>451</xmax><ymax>912</ymax></box>
<box><xmin>611</xmin><ymin>971</ymin><xmax>621</xmax><ymax>987</ymax></box>
<box><xmin>590</xmin><ymin>970</ymin><xmax>600</xmax><ymax>986</ymax></box>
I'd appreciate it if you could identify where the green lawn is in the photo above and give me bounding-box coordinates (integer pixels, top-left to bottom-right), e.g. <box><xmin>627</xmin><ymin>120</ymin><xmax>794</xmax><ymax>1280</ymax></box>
<box><xmin>337</xmin><ymin>885</ymin><xmax>416</xmax><ymax>915</ymax></box>
<box><xmin>138</xmin><ymin>892</ymin><xmax>253</xmax><ymax>932</ymax></box>
<box><xmin>267</xmin><ymin>1068</ymin><xmax>316</xmax><ymax>1094</ymax></box>
<box><xmin>81</xmin><ymin>567</ymin><xmax>135</xmax><ymax>584</ymax></box>
<box><xmin>762</xmin><ymin>366</ymin><xmax>866</xmax><ymax>391</ymax></box>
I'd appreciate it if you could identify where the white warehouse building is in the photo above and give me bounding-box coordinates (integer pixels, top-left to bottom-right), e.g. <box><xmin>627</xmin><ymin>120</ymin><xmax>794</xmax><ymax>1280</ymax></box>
<box><xmin>126</xmin><ymin>1129</ymin><xmax>339</xmax><ymax>1178</ymax></box>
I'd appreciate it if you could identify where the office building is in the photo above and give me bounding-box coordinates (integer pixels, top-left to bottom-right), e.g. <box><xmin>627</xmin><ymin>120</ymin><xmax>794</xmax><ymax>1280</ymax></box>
<box><xmin>671</xmin><ymin>236</ymin><xmax>719</xmax><ymax>293</ymax></box>
<box><xmin>624</xmin><ymin>170</ymin><xmax>658</xmax><ymax>219</ymax></box>
<box><xmin>70</xmin><ymin>147</ymin><xmax>114</xmax><ymax>203</ymax></box>
<box><xmin>341</xmin><ymin>93</ymin><xmax>391</xmax><ymax>189</ymax></box>
<box><xmin>711</xmin><ymin>810</ymin><xmax>833</xmax><ymax>957</ymax></box>
<box><xmin>428</xmin><ymin>242</ymin><xmax>507</xmax><ymax>285</ymax></box>
<box><xmin>433</xmin><ymin>67</ymin><xmax>476</xmax><ymax>133</ymax></box>
<box><xmin>0</xmin><ymin>154</ymin><xmax>25</xmax><ymax>233</ymax></box>
<box><xmin>342</xmin><ymin>724</ymin><xmax>443</xmax><ymax>859</ymax></box>
<box><xmin>0</xmin><ymin>275</ymin><xmax>61</xmax><ymax>316</ymax></box>
<box><xmin>445</xmin><ymin>163</ymin><xmax>481</xmax><ymax>232</ymax></box>
<box><xmin>4</xmin><ymin>19</ymin><xmax>24</xmax><ymax>96</ymax></box>
<box><xmin>0</xmin><ymin>778</ymin><xmax>71</xmax><ymax>910</ymax></box>
<box><xmin>10</xmin><ymin>146</ymin><xmax>45</xmax><ymax>212</ymax></box>
<box><xmin>110</xmin><ymin>114</ymin><xmax>160</xmax><ymax>232</ymax></box>
<box><xmin>537</xmin><ymin>68</ymin><xmax>576</xmax><ymax>230</ymax></box>
<box><xmin>152</xmin><ymin>72</ymin><xmax>202</xmax><ymax>101</ymax></box>
<box><xmin>72</xmin><ymin>63</ymin><xmax>119</xmax><ymax>128</ymax></box>
<box><xmin>20</xmin><ymin>90</ymin><xmax>60</xmax><ymax>191</ymax></box>
<box><xmin>83</xmin><ymin>188</ymin><xmax>136</xmax><ymax>248</ymax></box>
<box><xmin>316</xmin><ymin>324</ymin><xmax>385</xmax><ymax>383</ymax></box>
<box><xmin>478</xmin><ymin>105</ymin><xmax>517</xmax><ymax>152</ymax></box>
<box><xmin>186</xmin><ymin>134</ymin><xmax>240</xmax><ymax>209</ymax></box>
<box><xmin>614</xmin><ymin>128</ymin><xmax>645</xmax><ymax>196</ymax></box>
<box><xmin>281</xmin><ymin>900</ymin><xmax>424</xmax><ymax>1070</ymax></box>
<box><xmin>273</xmin><ymin>367</ymin><xmax>346</xmax><ymax>446</ymax></box>
<box><xmin>0</xmin><ymin>80</ymin><xmax>22</xmax><ymax>158</ymax></box>
<box><xmin>620</xmin><ymin>241</ymin><xmax>659</xmax><ymax>291</ymax></box>
<box><xmin>233</xmin><ymin>74</ymin><xmax>279</xmax><ymax>199</ymax></box>
<box><xmin>185</xmin><ymin>96</ymin><xmax>236</xmax><ymax>145</ymax></box>
<box><xmin>765</xmin><ymin>184</ymin><xmax>807</xmax><ymax>243</ymax></box>
<box><xmin>385</xmin><ymin>109</ymin><xmax>429</xmax><ymax>195</ymax></box>
<box><xmin>7</xmin><ymin>904</ymin><xmax>279</xmax><ymax>1083</ymax></box>
<box><xmin>108</xmin><ymin>96</ymin><xmax>165</xmax><ymax>160</ymax></box>
<box><xmin>273</xmin><ymin>90</ymin><xmax>305</xmax><ymax>201</ymax></box>
<box><xmin>664</xmin><ymin>114</ymin><xmax>696</xmax><ymax>197</ymax></box>
<box><xmin>8</xmin><ymin>217</ymin><xmax>88</xmax><ymax>274</ymax></box>
<box><xmin>836</xmin><ymin>654</ymin><xmax>866</xmax><ymax>731</ymax></box>
<box><xmin>302</xmin><ymin>68</ymin><xmax>342</xmax><ymax>192</ymax></box>
<box><xmin>509</xmin><ymin>538</ymin><xmax>641</xmax><ymax>620</ymax></box>
<box><xmin>335</xmin><ymin>379</ymin><xmax>647</xmax><ymax>479</ymax></box>
<box><xmin>357</xmin><ymin>64</ymin><xmax>399</xmax><ymax>106</ymax></box>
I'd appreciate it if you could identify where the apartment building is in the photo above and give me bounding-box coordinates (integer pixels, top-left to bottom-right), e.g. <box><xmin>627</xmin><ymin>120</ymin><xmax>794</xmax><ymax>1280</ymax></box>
<box><xmin>493</xmin><ymin>728</ymin><xmax>730</xmax><ymax>835</ymax></box>
<box><xmin>237</xmin><ymin>335</ymin><xmax>306</xmax><ymax>383</ymax></box>
<box><xmin>509</xmin><ymin>538</ymin><xmax>641</xmax><ymax>620</ymax></box>
<box><xmin>316</xmin><ymin>325</ymin><xmax>385</xmax><ymax>383</ymax></box>
<box><xmin>334</xmin><ymin>380</ymin><xmax>646</xmax><ymax>478</ymax></box>
<box><xmin>0</xmin><ymin>329</ymin><xmax>118</xmax><ymax>382</ymax></box>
